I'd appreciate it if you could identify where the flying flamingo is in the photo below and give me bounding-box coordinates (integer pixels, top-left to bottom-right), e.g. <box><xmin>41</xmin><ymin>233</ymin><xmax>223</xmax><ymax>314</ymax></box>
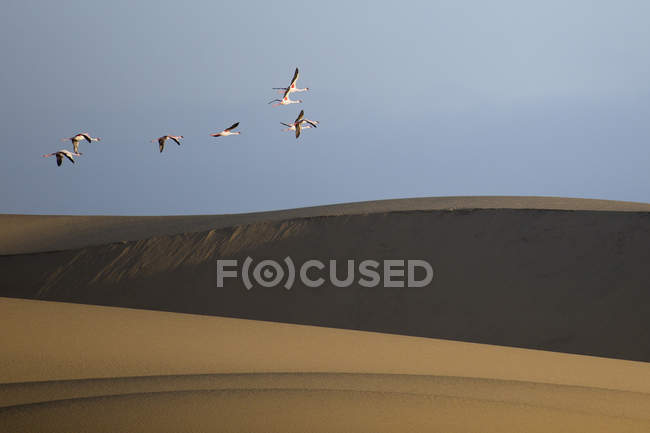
<box><xmin>210</xmin><ymin>122</ymin><xmax>241</xmax><ymax>137</ymax></box>
<box><xmin>285</xmin><ymin>110</ymin><xmax>319</xmax><ymax>138</ymax></box>
<box><xmin>280</xmin><ymin>122</ymin><xmax>317</xmax><ymax>133</ymax></box>
<box><xmin>152</xmin><ymin>135</ymin><xmax>183</xmax><ymax>153</ymax></box>
<box><xmin>42</xmin><ymin>150</ymin><xmax>82</xmax><ymax>166</ymax></box>
<box><xmin>62</xmin><ymin>133</ymin><xmax>101</xmax><ymax>154</ymax></box>
<box><xmin>269</xmin><ymin>90</ymin><xmax>302</xmax><ymax>107</ymax></box>
<box><xmin>272</xmin><ymin>67</ymin><xmax>309</xmax><ymax>94</ymax></box>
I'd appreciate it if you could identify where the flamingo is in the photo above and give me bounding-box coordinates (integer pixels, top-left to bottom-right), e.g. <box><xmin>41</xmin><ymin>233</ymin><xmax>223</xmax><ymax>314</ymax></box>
<box><xmin>152</xmin><ymin>135</ymin><xmax>183</xmax><ymax>153</ymax></box>
<box><xmin>210</xmin><ymin>122</ymin><xmax>241</xmax><ymax>137</ymax></box>
<box><xmin>281</xmin><ymin>122</ymin><xmax>317</xmax><ymax>133</ymax></box>
<box><xmin>272</xmin><ymin>67</ymin><xmax>309</xmax><ymax>94</ymax></box>
<box><xmin>268</xmin><ymin>90</ymin><xmax>302</xmax><ymax>107</ymax></box>
<box><xmin>285</xmin><ymin>110</ymin><xmax>319</xmax><ymax>138</ymax></box>
<box><xmin>62</xmin><ymin>133</ymin><xmax>101</xmax><ymax>154</ymax></box>
<box><xmin>42</xmin><ymin>150</ymin><xmax>82</xmax><ymax>166</ymax></box>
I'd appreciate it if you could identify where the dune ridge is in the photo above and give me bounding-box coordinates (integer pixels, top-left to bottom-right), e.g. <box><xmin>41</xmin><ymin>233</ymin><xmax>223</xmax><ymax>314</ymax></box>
<box><xmin>3</xmin><ymin>195</ymin><xmax>650</xmax><ymax>255</ymax></box>
<box><xmin>4</xmin><ymin>373</ymin><xmax>650</xmax><ymax>413</ymax></box>
<box><xmin>3</xmin><ymin>380</ymin><xmax>650</xmax><ymax>432</ymax></box>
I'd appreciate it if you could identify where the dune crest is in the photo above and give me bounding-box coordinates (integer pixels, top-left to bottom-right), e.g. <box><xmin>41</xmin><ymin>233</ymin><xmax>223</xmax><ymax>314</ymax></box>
<box><xmin>3</xmin><ymin>196</ymin><xmax>650</xmax><ymax>255</ymax></box>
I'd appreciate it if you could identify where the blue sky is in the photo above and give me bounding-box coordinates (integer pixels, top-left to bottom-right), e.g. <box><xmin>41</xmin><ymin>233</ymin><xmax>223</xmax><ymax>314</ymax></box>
<box><xmin>2</xmin><ymin>0</ymin><xmax>650</xmax><ymax>215</ymax></box>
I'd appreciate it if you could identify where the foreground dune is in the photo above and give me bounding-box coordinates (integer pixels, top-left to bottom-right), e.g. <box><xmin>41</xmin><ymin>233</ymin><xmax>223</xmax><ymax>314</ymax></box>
<box><xmin>2</xmin><ymin>297</ymin><xmax>650</xmax><ymax>432</ymax></box>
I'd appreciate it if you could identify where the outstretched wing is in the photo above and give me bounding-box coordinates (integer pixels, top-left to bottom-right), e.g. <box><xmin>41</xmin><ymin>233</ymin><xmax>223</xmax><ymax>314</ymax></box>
<box><xmin>81</xmin><ymin>133</ymin><xmax>92</xmax><ymax>143</ymax></box>
<box><xmin>305</xmin><ymin>120</ymin><xmax>319</xmax><ymax>128</ymax></box>
<box><xmin>295</xmin><ymin>122</ymin><xmax>302</xmax><ymax>139</ymax></box>
<box><xmin>294</xmin><ymin>109</ymin><xmax>304</xmax><ymax>123</ymax></box>
<box><xmin>170</xmin><ymin>136</ymin><xmax>181</xmax><ymax>146</ymax></box>
<box><xmin>56</xmin><ymin>154</ymin><xmax>63</xmax><ymax>166</ymax></box>
<box><xmin>225</xmin><ymin>122</ymin><xmax>239</xmax><ymax>131</ymax></box>
<box><xmin>63</xmin><ymin>151</ymin><xmax>75</xmax><ymax>164</ymax></box>
<box><xmin>73</xmin><ymin>141</ymin><xmax>79</xmax><ymax>154</ymax></box>
<box><xmin>158</xmin><ymin>137</ymin><xmax>166</xmax><ymax>153</ymax></box>
<box><xmin>289</xmin><ymin>67</ymin><xmax>299</xmax><ymax>89</ymax></box>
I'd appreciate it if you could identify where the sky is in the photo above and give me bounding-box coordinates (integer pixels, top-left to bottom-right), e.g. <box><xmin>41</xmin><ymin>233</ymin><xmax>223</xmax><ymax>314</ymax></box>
<box><xmin>1</xmin><ymin>0</ymin><xmax>650</xmax><ymax>215</ymax></box>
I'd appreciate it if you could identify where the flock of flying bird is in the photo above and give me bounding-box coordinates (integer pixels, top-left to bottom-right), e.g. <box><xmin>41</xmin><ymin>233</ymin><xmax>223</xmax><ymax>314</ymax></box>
<box><xmin>42</xmin><ymin>67</ymin><xmax>319</xmax><ymax>166</ymax></box>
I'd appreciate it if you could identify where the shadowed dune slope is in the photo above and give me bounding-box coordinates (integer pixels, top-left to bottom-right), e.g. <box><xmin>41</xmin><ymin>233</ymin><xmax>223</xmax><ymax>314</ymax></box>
<box><xmin>1</xmin><ymin>298</ymin><xmax>650</xmax><ymax>432</ymax></box>
<box><xmin>2</xmin><ymin>197</ymin><xmax>650</xmax><ymax>361</ymax></box>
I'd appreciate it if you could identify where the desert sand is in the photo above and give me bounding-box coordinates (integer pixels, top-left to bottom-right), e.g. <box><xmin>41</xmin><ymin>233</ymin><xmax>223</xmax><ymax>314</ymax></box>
<box><xmin>2</xmin><ymin>196</ymin><xmax>650</xmax><ymax>361</ymax></box>
<box><xmin>2</xmin><ymin>196</ymin><xmax>650</xmax><ymax>431</ymax></box>
<box><xmin>1</xmin><ymin>297</ymin><xmax>650</xmax><ymax>432</ymax></box>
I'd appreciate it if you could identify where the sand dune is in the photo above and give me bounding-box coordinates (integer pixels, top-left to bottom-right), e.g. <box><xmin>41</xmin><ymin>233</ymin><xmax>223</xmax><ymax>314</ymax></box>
<box><xmin>2</xmin><ymin>196</ymin><xmax>650</xmax><ymax>361</ymax></box>
<box><xmin>2</xmin><ymin>196</ymin><xmax>650</xmax><ymax>430</ymax></box>
<box><xmin>1</xmin><ymin>298</ymin><xmax>650</xmax><ymax>432</ymax></box>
